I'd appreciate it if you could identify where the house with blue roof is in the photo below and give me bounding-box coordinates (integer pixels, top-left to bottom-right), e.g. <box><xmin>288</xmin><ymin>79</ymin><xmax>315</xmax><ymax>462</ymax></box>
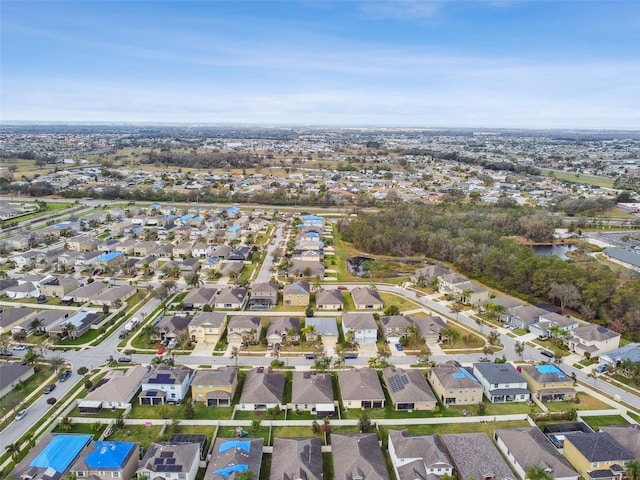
<box><xmin>226</xmin><ymin>225</ymin><xmax>242</xmax><ymax>240</ymax></box>
<box><xmin>10</xmin><ymin>433</ymin><xmax>92</xmax><ymax>480</ymax></box>
<box><xmin>206</xmin><ymin>438</ymin><xmax>263</xmax><ymax>480</ymax></box>
<box><xmin>226</xmin><ymin>206</ymin><xmax>240</xmax><ymax>218</ymax></box>
<box><xmin>599</xmin><ymin>343</ymin><xmax>640</xmax><ymax>368</ymax></box>
<box><xmin>95</xmin><ymin>251</ymin><xmax>124</xmax><ymax>269</ymax></box>
<box><xmin>301</xmin><ymin>214</ymin><xmax>325</xmax><ymax>227</ymax></box>
<box><xmin>70</xmin><ymin>441</ymin><xmax>139</xmax><ymax>480</ymax></box>
<box><xmin>520</xmin><ymin>364</ymin><xmax>576</xmax><ymax>402</ymax></box>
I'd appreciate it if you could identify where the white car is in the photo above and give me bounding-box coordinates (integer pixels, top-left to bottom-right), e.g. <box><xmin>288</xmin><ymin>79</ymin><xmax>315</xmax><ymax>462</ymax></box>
<box><xmin>15</xmin><ymin>409</ymin><xmax>27</xmax><ymax>421</ymax></box>
<box><xmin>13</xmin><ymin>344</ymin><xmax>28</xmax><ymax>351</ymax></box>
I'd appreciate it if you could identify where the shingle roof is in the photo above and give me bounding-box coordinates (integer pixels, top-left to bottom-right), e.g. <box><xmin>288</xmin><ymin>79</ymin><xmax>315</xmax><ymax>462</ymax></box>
<box><xmin>338</xmin><ymin>368</ymin><xmax>385</xmax><ymax>402</ymax></box>
<box><xmin>350</xmin><ymin>287</ymin><xmax>383</xmax><ymax>305</ymax></box>
<box><xmin>342</xmin><ymin>312</ymin><xmax>377</xmax><ymax>331</ymax></box>
<box><xmin>571</xmin><ymin>324</ymin><xmax>620</xmax><ymax>342</ymax></box>
<box><xmin>389</xmin><ymin>429</ymin><xmax>451</xmax><ymax>480</ymax></box>
<box><xmin>564</xmin><ymin>432</ymin><xmax>634</xmax><ymax>462</ymax></box>
<box><xmin>270</xmin><ymin>438</ymin><xmax>323</xmax><ymax>480</ymax></box>
<box><xmin>600</xmin><ymin>425</ymin><xmax>640</xmax><ymax>459</ymax></box>
<box><xmin>430</xmin><ymin>362</ymin><xmax>482</xmax><ymax>389</ymax></box>
<box><xmin>138</xmin><ymin>443</ymin><xmax>200</xmax><ymax>474</ymax></box>
<box><xmin>239</xmin><ymin>368</ymin><xmax>285</xmax><ymax>405</ymax></box>
<box><xmin>192</xmin><ymin>367</ymin><xmax>237</xmax><ymax>388</ymax></box>
<box><xmin>291</xmin><ymin>371</ymin><xmax>334</xmax><ymax>405</ymax></box>
<box><xmin>473</xmin><ymin>362</ymin><xmax>527</xmax><ymax>385</ymax></box>
<box><xmin>382</xmin><ymin>367</ymin><xmax>436</xmax><ymax>404</ymax></box>
<box><xmin>332</xmin><ymin>433</ymin><xmax>387</xmax><ymax>480</ymax></box>
<box><xmin>441</xmin><ymin>433</ymin><xmax>514</xmax><ymax>480</ymax></box>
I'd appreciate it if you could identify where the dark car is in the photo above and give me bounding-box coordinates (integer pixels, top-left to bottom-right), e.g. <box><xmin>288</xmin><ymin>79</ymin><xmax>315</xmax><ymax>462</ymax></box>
<box><xmin>118</xmin><ymin>331</ymin><xmax>127</xmax><ymax>339</ymax></box>
<box><xmin>343</xmin><ymin>353</ymin><xmax>358</xmax><ymax>359</ymax></box>
<box><xmin>305</xmin><ymin>354</ymin><xmax>316</xmax><ymax>360</ymax></box>
<box><xmin>118</xmin><ymin>357</ymin><xmax>132</xmax><ymax>363</ymax></box>
<box><xmin>43</xmin><ymin>384</ymin><xmax>56</xmax><ymax>394</ymax></box>
<box><xmin>478</xmin><ymin>356</ymin><xmax>491</xmax><ymax>362</ymax></box>
<box><xmin>540</xmin><ymin>350</ymin><xmax>554</xmax><ymax>358</ymax></box>
<box><xmin>36</xmin><ymin>295</ymin><xmax>47</xmax><ymax>304</ymax></box>
<box><xmin>58</xmin><ymin>371</ymin><xmax>71</xmax><ymax>382</ymax></box>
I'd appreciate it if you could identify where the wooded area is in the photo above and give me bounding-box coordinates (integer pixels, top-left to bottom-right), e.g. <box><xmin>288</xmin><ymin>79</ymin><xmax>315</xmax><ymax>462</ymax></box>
<box><xmin>338</xmin><ymin>204</ymin><xmax>640</xmax><ymax>340</ymax></box>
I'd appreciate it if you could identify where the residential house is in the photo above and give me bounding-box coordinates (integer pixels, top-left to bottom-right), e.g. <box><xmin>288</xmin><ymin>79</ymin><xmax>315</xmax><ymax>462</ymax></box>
<box><xmin>304</xmin><ymin>317</ymin><xmax>339</xmax><ymax>351</ymax></box>
<box><xmin>70</xmin><ymin>441</ymin><xmax>139</xmax><ymax>480</ymax></box>
<box><xmin>599</xmin><ymin>343</ymin><xmax>640</xmax><ymax>368</ymax></box>
<box><xmin>502</xmin><ymin>305</ymin><xmax>548</xmax><ymax>330</ymax></box>
<box><xmin>137</xmin><ymin>443</ymin><xmax>200</xmax><ymax>480</ymax></box>
<box><xmin>179</xmin><ymin>258</ymin><xmax>200</xmax><ymax>276</ymax></box>
<box><xmin>0</xmin><ymin>364</ymin><xmax>35</xmax><ymax>399</ymax></box>
<box><xmin>229</xmin><ymin>246</ymin><xmax>251</xmax><ymax>261</ymax></box>
<box><xmin>221</xmin><ymin>260</ymin><xmax>244</xmax><ymax>277</ymax></box>
<box><xmin>266</xmin><ymin>316</ymin><xmax>300</xmax><ymax>348</ymax></box>
<box><xmin>494</xmin><ymin>427</ymin><xmax>579</xmax><ymax>480</ymax></box>
<box><xmin>290</xmin><ymin>371</ymin><xmax>335</xmax><ymax>416</ymax></box>
<box><xmin>238</xmin><ymin>367</ymin><xmax>285</xmax><ymax>411</ymax></box>
<box><xmin>270</xmin><ymin>438</ymin><xmax>323</xmax><ymax>480</ymax></box>
<box><xmin>342</xmin><ymin>312</ymin><xmax>378</xmax><ymax>344</ymax></box>
<box><xmin>156</xmin><ymin>315</ymin><xmax>192</xmax><ymax>343</ymax></box>
<box><xmin>289</xmin><ymin>259</ymin><xmax>324</xmax><ymax>279</ymax></box>
<box><xmin>315</xmin><ymin>289</ymin><xmax>344</xmax><ymax>310</ymax></box>
<box><xmin>226</xmin><ymin>315</ymin><xmax>262</xmax><ymax>346</ymax></box>
<box><xmin>133</xmin><ymin>241</ymin><xmax>158</xmax><ymax>257</ymax></box>
<box><xmin>519</xmin><ymin>364</ymin><xmax>576</xmax><ymax>402</ymax></box>
<box><xmin>441</xmin><ymin>433</ymin><xmax>515</xmax><ymax>480</ymax></box>
<box><xmin>338</xmin><ymin>368</ymin><xmax>385</xmax><ymax>409</ymax></box>
<box><xmin>412</xmin><ymin>264</ymin><xmax>450</xmax><ymax>285</ymax></box>
<box><xmin>413</xmin><ymin>315</ymin><xmax>448</xmax><ymax>344</ymax></box>
<box><xmin>206</xmin><ymin>438</ymin><xmax>263</xmax><ymax>480</ymax></box>
<box><xmin>4</xmin><ymin>281</ymin><xmax>39</xmax><ymax>299</ymax></box>
<box><xmin>382</xmin><ymin>367</ymin><xmax>437</xmax><ymax>411</ymax></box>
<box><xmin>90</xmin><ymin>285</ymin><xmax>137</xmax><ymax>307</ymax></box>
<box><xmin>11</xmin><ymin>309</ymin><xmax>70</xmax><ymax>337</ymax></box>
<box><xmin>563</xmin><ymin>432</ymin><xmax>634</xmax><ymax>480</ymax></box>
<box><xmin>191</xmin><ymin>367</ymin><xmax>238</xmax><ymax>407</ymax></box>
<box><xmin>282</xmin><ymin>281</ymin><xmax>310</xmax><ymax>307</ymax></box>
<box><xmin>139</xmin><ymin>365</ymin><xmax>194</xmax><ymax>405</ymax></box>
<box><xmin>566</xmin><ymin>324</ymin><xmax>621</xmax><ymax>357</ymax></box>
<box><xmin>49</xmin><ymin>311</ymin><xmax>103</xmax><ymax>339</ymax></box>
<box><xmin>350</xmin><ymin>287</ymin><xmax>383</xmax><ymax>310</ymax></box>
<box><xmin>95</xmin><ymin>251</ymin><xmax>125</xmax><ymax>270</ymax></box>
<box><xmin>213</xmin><ymin>286</ymin><xmax>248</xmax><ymax>310</ymax></box>
<box><xmin>249</xmin><ymin>282</ymin><xmax>279</xmax><ymax>310</ymax></box>
<box><xmin>0</xmin><ymin>307</ymin><xmax>38</xmax><ymax>335</ymax></box>
<box><xmin>67</xmin><ymin>235</ymin><xmax>100</xmax><ymax>252</ymax></box>
<box><xmin>172</xmin><ymin>242</ymin><xmax>192</xmax><ymax>259</ymax></box>
<box><xmin>192</xmin><ymin>243</ymin><xmax>213</xmax><ymax>259</ymax></box>
<box><xmin>80</xmin><ymin>365</ymin><xmax>147</xmax><ymax>412</ymax></box>
<box><xmin>211</xmin><ymin>245</ymin><xmax>232</xmax><ymax>260</ymax></box>
<box><xmin>428</xmin><ymin>361</ymin><xmax>483</xmax><ymax>406</ymax></box>
<box><xmin>114</xmin><ymin>239</ymin><xmax>136</xmax><ymax>255</ymax></box>
<box><xmin>529</xmin><ymin>312</ymin><xmax>580</xmax><ymax>339</ymax></box>
<box><xmin>188</xmin><ymin>312</ymin><xmax>227</xmax><ymax>344</ymax></box>
<box><xmin>13</xmin><ymin>250</ymin><xmax>46</xmax><ymax>268</ymax></box>
<box><xmin>182</xmin><ymin>287</ymin><xmax>217</xmax><ymax>310</ymax></box>
<box><xmin>388</xmin><ymin>429</ymin><xmax>453</xmax><ymax>480</ymax></box>
<box><xmin>437</xmin><ymin>272</ymin><xmax>470</xmax><ymax>295</ymax></box>
<box><xmin>66</xmin><ymin>281</ymin><xmax>109</xmax><ymax>304</ymax></box>
<box><xmin>331</xmin><ymin>434</ymin><xmax>387</xmax><ymax>480</ymax></box>
<box><xmin>472</xmin><ymin>363</ymin><xmax>531</xmax><ymax>403</ymax></box>
<box><xmin>380</xmin><ymin>315</ymin><xmax>413</xmax><ymax>344</ymax></box>
<box><xmin>9</xmin><ymin>433</ymin><xmax>93</xmax><ymax>480</ymax></box>
<box><xmin>39</xmin><ymin>276</ymin><xmax>79</xmax><ymax>297</ymax></box>
<box><xmin>600</xmin><ymin>425</ymin><xmax>640</xmax><ymax>460</ymax></box>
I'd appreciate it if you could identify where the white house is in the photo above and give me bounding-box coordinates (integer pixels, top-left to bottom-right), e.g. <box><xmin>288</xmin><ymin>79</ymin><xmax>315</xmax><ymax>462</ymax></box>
<box><xmin>342</xmin><ymin>312</ymin><xmax>378</xmax><ymax>344</ymax></box>
<box><xmin>139</xmin><ymin>365</ymin><xmax>194</xmax><ymax>405</ymax></box>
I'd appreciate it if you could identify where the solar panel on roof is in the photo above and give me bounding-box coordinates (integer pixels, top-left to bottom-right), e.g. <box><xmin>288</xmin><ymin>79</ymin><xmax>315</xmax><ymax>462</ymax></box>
<box><xmin>166</xmin><ymin>458</ymin><xmax>175</xmax><ymax>464</ymax></box>
<box><xmin>389</xmin><ymin>375</ymin><xmax>406</xmax><ymax>393</ymax></box>
<box><xmin>146</xmin><ymin>391</ymin><xmax>157</xmax><ymax>397</ymax></box>
<box><xmin>160</xmin><ymin>451</ymin><xmax>172</xmax><ymax>458</ymax></box>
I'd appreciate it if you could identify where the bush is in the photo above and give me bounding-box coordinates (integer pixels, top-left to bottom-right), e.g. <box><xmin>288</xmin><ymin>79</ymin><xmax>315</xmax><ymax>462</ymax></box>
<box><xmin>46</xmin><ymin>397</ymin><xmax>57</xmax><ymax>405</ymax></box>
<box><xmin>77</xmin><ymin>366</ymin><xmax>88</xmax><ymax>375</ymax></box>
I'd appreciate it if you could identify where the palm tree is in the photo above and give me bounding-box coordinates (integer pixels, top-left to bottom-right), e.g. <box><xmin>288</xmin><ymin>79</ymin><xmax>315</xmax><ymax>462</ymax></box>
<box><xmin>59</xmin><ymin>416</ymin><xmax>73</xmax><ymax>431</ymax></box>
<box><xmin>626</xmin><ymin>460</ymin><xmax>640</xmax><ymax>480</ymax></box>
<box><xmin>525</xmin><ymin>466</ymin><xmax>554</xmax><ymax>480</ymax></box>
<box><xmin>64</xmin><ymin>322</ymin><xmax>77</xmax><ymax>340</ymax></box>
<box><xmin>30</xmin><ymin>317</ymin><xmax>44</xmax><ymax>335</ymax></box>
<box><xmin>461</xmin><ymin>288</ymin><xmax>473</xmax><ymax>304</ymax></box>
<box><xmin>514</xmin><ymin>341</ymin><xmax>525</xmax><ymax>360</ymax></box>
<box><xmin>230</xmin><ymin>346</ymin><xmax>239</xmax><ymax>368</ymax></box>
<box><xmin>301</xmin><ymin>324</ymin><xmax>317</xmax><ymax>344</ymax></box>
<box><xmin>333</xmin><ymin>355</ymin><xmax>345</xmax><ymax>370</ymax></box>
<box><xmin>50</xmin><ymin>355</ymin><xmax>66</xmax><ymax>373</ymax></box>
<box><xmin>5</xmin><ymin>442</ymin><xmax>20</xmax><ymax>462</ymax></box>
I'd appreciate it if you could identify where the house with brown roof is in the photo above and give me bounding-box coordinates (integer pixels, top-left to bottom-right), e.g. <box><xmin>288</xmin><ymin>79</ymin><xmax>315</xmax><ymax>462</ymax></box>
<box><xmin>89</xmin><ymin>284</ymin><xmax>137</xmax><ymax>307</ymax></box>
<box><xmin>494</xmin><ymin>427</ymin><xmax>579</xmax><ymax>480</ymax></box>
<box><xmin>79</xmin><ymin>365</ymin><xmax>147</xmax><ymax>412</ymax></box>
<box><xmin>315</xmin><ymin>289</ymin><xmax>344</xmax><ymax>310</ymax></box>
<box><xmin>266</xmin><ymin>316</ymin><xmax>300</xmax><ymax>348</ymax></box>
<box><xmin>413</xmin><ymin>314</ymin><xmax>448</xmax><ymax>344</ymax></box>
<box><xmin>282</xmin><ymin>281</ymin><xmax>310</xmax><ymax>307</ymax></box>
<box><xmin>290</xmin><ymin>371</ymin><xmax>335</xmax><ymax>416</ymax></box>
<box><xmin>338</xmin><ymin>368</ymin><xmax>385</xmax><ymax>410</ymax></box>
<box><xmin>382</xmin><ymin>367</ymin><xmax>436</xmax><ymax>411</ymax></box>
<box><xmin>332</xmin><ymin>433</ymin><xmax>388</xmax><ymax>480</ymax></box>
<box><xmin>388</xmin><ymin>429</ymin><xmax>453</xmax><ymax>480</ymax></box>
<box><xmin>188</xmin><ymin>311</ymin><xmax>227</xmax><ymax>344</ymax></box>
<box><xmin>238</xmin><ymin>367</ymin><xmax>285</xmax><ymax>411</ymax></box>
<box><xmin>182</xmin><ymin>287</ymin><xmax>217</xmax><ymax>309</ymax></box>
<box><xmin>428</xmin><ymin>361</ymin><xmax>484</xmax><ymax>406</ymax></box>
<box><xmin>442</xmin><ymin>433</ymin><xmax>515</xmax><ymax>480</ymax></box>
<box><xmin>226</xmin><ymin>315</ymin><xmax>262</xmax><ymax>346</ymax></box>
<box><xmin>350</xmin><ymin>287</ymin><xmax>383</xmax><ymax>310</ymax></box>
<box><xmin>191</xmin><ymin>367</ymin><xmax>238</xmax><ymax>407</ymax></box>
<box><xmin>66</xmin><ymin>280</ymin><xmax>109</xmax><ymax>304</ymax></box>
<box><xmin>290</xmin><ymin>259</ymin><xmax>324</xmax><ymax>279</ymax></box>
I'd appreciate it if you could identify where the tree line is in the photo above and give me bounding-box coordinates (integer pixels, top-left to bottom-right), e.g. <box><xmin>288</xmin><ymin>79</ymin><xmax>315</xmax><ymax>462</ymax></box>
<box><xmin>338</xmin><ymin>204</ymin><xmax>640</xmax><ymax>340</ymax></box>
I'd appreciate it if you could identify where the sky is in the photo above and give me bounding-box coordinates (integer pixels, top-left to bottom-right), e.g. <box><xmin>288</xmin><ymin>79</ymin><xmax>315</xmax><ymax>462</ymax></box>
<box><xmin>1</xmin><ymin>1</ymin><xmax>639</xmax><ymax>129</ymax></box>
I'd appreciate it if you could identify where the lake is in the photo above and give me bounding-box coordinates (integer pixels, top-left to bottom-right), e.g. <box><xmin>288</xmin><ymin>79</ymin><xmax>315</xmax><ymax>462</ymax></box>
<box><xmin>532</xmin><ymin>244</ymin><xmax>576</xmax><ymax>260</ymax></box>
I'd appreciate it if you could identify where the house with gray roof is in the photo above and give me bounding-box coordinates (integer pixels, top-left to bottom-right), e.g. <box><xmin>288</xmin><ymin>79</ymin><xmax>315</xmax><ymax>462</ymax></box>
<box><xmin>315</xmin><ymin>289</ymin><xmax>344</xmax><ymax>310</ymax></box>
<box><xmin>472</xmin><ymin>363</ymin><xmax>531</xmax><ymax>403</ymax></box>
<box><xmin>137</xmin><ymin>442</ymin><xmax>200</xmax><ymax>480</ymax></box>
<box><xmin>290</xmin><ymin>371</ymin><xmax>335</xmax><ymax>416</ymax></box>
<box><xmin>0</xmin><ymin>363</ymin><xmax>35</xmax><ymax>400</ymax></box>
<box><xmin>563</xmin><ymin>432</ymin><xmax>635</xmax><ymax>480</ymax></box>
<box><xmin>600</xmin><ymin>425</ymin><xmax>640</xmax><ymax>460</ymax></box>
<box><xmin>332</xmin><ymin>433</ymin><xmax>388</xmax><ymax>480</ymax></box>
<box><xmin>342</xmin><ymin>312</ymin><xmax>377</xmax><ymax>344</ymax></box>
<box><xmin>338</xmin><ymin>368</ymin><xmax>385</xmax><ymax>410</ymax></box>
<box><xmin>213</xmin><ymin>286</ymin><xmax>248</xmax><ymax>310</ymax></box>
<box><xmin>191</xmin><ymin>367</ymin><xmax>238</xmax><ymax>407</ymax></box>
<box><xmin>502</xmin><ymin>305</ymin><xmax>549</xmax><ymax>330</ymax></box>
<box><xmin>206</xmin><ymin>438</ymin><xmax>263</xmax><ymax>480</ymax></box>
<box><xmin>188</xmin><ymin>311</ymin><xmax>227</xmax><ymax>344</ymax></box>
<box><xmin>413</xmin><ymin>314</ymin><xmax>448</xmax><ymax>344</ymax></box>
<box><xmin>80</xmin><ymin>365</ymin><xmax>147</xmax><ymax>411</ymax></box>
<box><xmin>290</xmin><ymin>259</ymin><xmax>324</xmax><ymax>279</ymax></box>
<box><xmin>266</xmin><ymin>316</ymin><xmax>300</xmax><ymax>348</ymax></box>
<box><xmin>442</xmin><ymin>433</ymin><xmax>515</xmax><ymax>480</ymax></box>
<box><xmin>270</xmin><ymin>437</ymin><xmax>322</xmax><ymax>480</ymax></box>
<box><xmin>380</xmin><ymin>315</ymin><xmax>413</xmax><ymax>344</ymax></box>
<box><xmin>283</xmin><ymin>281</ymin><xmax>310</xmax><ymax>307</ymax></box>
<box><xmin>599</xmin><ymin>343</ymin><xmax>640</xmax><ymax>368</ymax></box>
<box><xmin>412</xmin><ymin>264</ymin><xmax>450</xmax><ymax>284</ymax></box>
<box><xmin>139</xmin><ymin>365</ymin><xmax>194</xmax><ymax>405</ymax></box>
<box><xmin>0</xmin><ymin>307</ymin><xmax>39</xmax><ymax>335</ymax></box>
<box><xmin>65</xmin><ymin>281</ymin><xmax>109</xmax><ymax>304</ymax></box>
<box><xmin>603</xmin><ymin>247</ymin><xmax>640</xmax><ymax>272</ymax></box>
<box><xmin>494</xmin><ymin>427</ymin><xmax>579</xmax><ymax>480</ymax></box>
<box><xmin>304</xmin><ymin>317</ymin><xmax>339</xmax><ymax>350</ymax></box>
<box><xmin>90</xmin><ymin>284</ymin><xmax>137</xmax><ymax>307</ymax></box>
<box><xmin>239</xmin><ymin>367</ymin><xmax>285</xmax><ymax>411</ymax></box>
<box><xmin>567</xmin><ymin>324</ymin><xmax>621</xmax><ymax>357</ymax></box>
<box><xmin>350</xmin><ymin>287</ymin><xmax>383</xmax><ymax>310</ymax></box>
<box><xmin>249</xmin><ymin>282</ymin><xmax>279</xmax><ymax>310</ymax></box>
<box><xmin>388</xmin><ymin>429</ymin><xmax>453</xmax><ymax>480</ymax></box>
<box><xmin>156</xmin><ymin>315</ymin><xmax>192</xmax><ymax>343</ymax></box>
<box><xmin>226</xmin><ymin>315</ymin><xmax>262</xmax><ymax>346</ymax></box>
<box><xmin>382</xmin><ymin>367</ymin><xmax>436</xmax><ymax>411</ymax></box>
<box><xmin>182</xmin><ymin>287</ymin><xmax>217</xmax><ymax>309</ymax></box>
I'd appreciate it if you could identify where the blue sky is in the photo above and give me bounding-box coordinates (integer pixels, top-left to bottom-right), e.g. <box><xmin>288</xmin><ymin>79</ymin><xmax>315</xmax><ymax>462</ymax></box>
<box><xmin>1</xmin><ymin>1</ymin><xmax>639</xmax><ymax>128</ymax></box>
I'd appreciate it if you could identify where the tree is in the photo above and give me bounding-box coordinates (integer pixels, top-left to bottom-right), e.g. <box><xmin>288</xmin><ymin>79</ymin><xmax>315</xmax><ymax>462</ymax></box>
<box><xmin>235</xmin><ymin>471</ymin><xmax>256</xmax><ymax>480</ymax></box>
<box><xmin>358</xmin><ymin>413</ymin><xmax>372</xmax><ymax>433</ymax></box>
<box><xmin>487</xmin><ymin>329</ymin><xmax>500</xmax><ymax>346</ymax></box>
<box><xmin>305</xmin><ymin>304</ymin><xmax>314</xmax><ymax>317</ymax></box>
<box><xmin>50</xmin><ymin>355</ymin><xmax>66</xmax><ymax>373</ymax></box>
<box><xmin>626</xmin><ymin>460</ymin><xmax>640</xmax><ymax>480</ymax></box>
<box><xmin>230</xmin><ymin>346</ymin><xmax>239</xmax><ymax>368</ymax></box>
<box><xmin>183</xmin><ymin>402</ymin><xmax>195</xmax><ymax>420</ymax></box>
<box><xmin>311</xmin><ymin>420</ymin><xmax>321</xmax><ymax>434</ymax></box>
<box><xmin>514</xmin><ymin>341</ymin><xmax>525</xmax><ymax>360</ymax></box>
<box><xmin>525</xmin><ymin>466</ymin><xmax>554</xmax><ymax>480</ymax></box>
<box><xmin>59</xmin><ymin>416</ymin><xmax>73</xmax><ymax>431</ymax></box>
<box><xmin>5</xmin><ymin>442</ymin><xmax>20</xmax><ymax>462</ymax></box>
<box><xmin>0</xmin><ymin>391</ymin><xmax>22</xmax><ymax>413</ymax></box>
<box><xmin>450</xmin><ymin>303</ymin><xmax>463</xmax><ymax>319</ymax></box>
<box><xmin>384</xmin><ymin>305</ymin><xmax>400</xmax><ymax>316</ymax></box>
<box><xmin>64</xmin><ymin>322</ymin><xmax>77</xmax><ymax>339</ymax></box>
<box><xmin>548</xmin><ymin>282</ymin><xmax>581</xmax><ymax>314</ymax></box>
<box><xmin>77</xmin><ymin>366</ymin><xmax>88</xmax><ymax>375</ymax></box>
<box><xmin>461</xmin><ymin>289</ymin><xmax>473</xmax><ymax>304</ymax></box>
<box><xmin>30</xmin><ymin>317</ymin><xmax>44</xmax><ymax>335</ymax></box>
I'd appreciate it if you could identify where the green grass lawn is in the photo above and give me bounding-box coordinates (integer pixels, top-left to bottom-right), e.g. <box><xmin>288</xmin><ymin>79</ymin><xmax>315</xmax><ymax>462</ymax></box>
<box><xmin>108</xmin><ymin>424</ymin><xmax>162</xmax><ymax>451</ymax></box>
<box><xmin>447</xmin><ymin>401</ymin><xmax>540</xmax><ymax>416</ymax></box>
<box><xmin>379</xmin><ymin>292</ymin><xmax>423</xmax><ymax>312</ymax></box>
<box><xmin>581</xmin><ymin>415</ymin><xmax>629</xmax><ymax>431</ymax></box>
<box><xmin>377</xmin><ymin>419</ymin><xmax>531</xmax><ymax>442</ymax></box>
<box><xmin>67</xmin><ymin>406</ymin><xmax>126</xmax><ymax>419</ymax></box>
<box><xmin>128</xmin><ymin>401</ymin><xmax>234</xmax><ymax>420</ymax></box>
<box><xmin>52</xmin><ymin>423</ymin><xmax>105</xmax><ymax>436</ymax></box>
<box><xmin>544</xmin><ymin>392</ymin><xmax>611</xmax><ymax>412</ymax></box>
<box><xmin>539</xmin><ymin>168</ymin><xmax>615</xmax><ymax>188</ymax></box>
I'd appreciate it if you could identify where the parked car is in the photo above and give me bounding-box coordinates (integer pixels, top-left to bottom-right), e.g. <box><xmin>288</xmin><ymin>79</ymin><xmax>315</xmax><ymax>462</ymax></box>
<box><xmin>478</xmin><ymin>356</ymin><xmax>491</xmax><ymax>362</ymax></box>
<box><xmin>13</xmin><ymin>344</ymin><xmax>28</xmax><ymax>351</ymax></box>
<box><xmin>0</xmin><ymin>350</ymin><xmax>14</xmax><ymax>357</ymax></box>
<box><xmin>118</xmin><ymin>331</ymin><xmax>127</xmax><ymax>339</ymax></box>
<box><xmin>337</xmin><ymin>285</ymin><xmax>348</xmax><ymax>290</ymax></box>
<box><xmin>157</xmin><ymin>346</ymin><xmax>165</xmax><ymax>355</ymax></box>
<box><xmin>36</xmin><ymin>295</ymin><xmax>47</xmax><ymax>304</ymax></box>
<box><xmin>343</xmin><ymin>353</ymin><xmax>358</xmax><ymax>359</ymax></box>
<box><xmin>540</xmin><ymin>350</ymin><xmax>554</xmax><ymax>358</ymax></box>
<box><xmin>118</xmin><ymin>357</ymin><xmax>132</xmax><ymax>363</ymax></box>
<box><xmin>58</xmin><ymin>371</ymin><xmax>71</xmax><ymax>382</ymax></box>
<box><xmin>15</xmin><ymin>409</ymin><xmax>27</xmax><ymax>421</ymax></box>
<box><xmin>305</xmin><ymin>354</ymin><xmax>316</xmax><ymax>360</ymax></box>
<box><xmin>43</xmin><ymin>384</ymin><xmax>56</xmax><ymax>394</ymax></box>
<box><xmin>395</xmin><ymin>343</ymin><xmax>403</xmax><ymax>351</ymax></box>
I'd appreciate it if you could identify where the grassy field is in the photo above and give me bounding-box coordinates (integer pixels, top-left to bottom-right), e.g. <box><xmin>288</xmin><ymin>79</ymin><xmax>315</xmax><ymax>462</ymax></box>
<box><xmin>544</xmin><ymin>392</ymin><xmax>611</xmax><ymax>412</ymax></box>
<box><xmin>540</xmin><ymin>168</ymin><xmax>615</xmax><ymax>188</ymax></box>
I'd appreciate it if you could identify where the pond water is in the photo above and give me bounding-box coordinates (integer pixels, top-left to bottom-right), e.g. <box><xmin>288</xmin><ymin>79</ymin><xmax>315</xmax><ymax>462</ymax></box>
<box><xmin>531</xmin><ymin>244</ymin><xmax>576</xmax><ymax>260</ymax></box>
<box><xmin>347</xmin><ymin>256</ymin><xmax>374</xmax><ymax>276</ymax></box>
